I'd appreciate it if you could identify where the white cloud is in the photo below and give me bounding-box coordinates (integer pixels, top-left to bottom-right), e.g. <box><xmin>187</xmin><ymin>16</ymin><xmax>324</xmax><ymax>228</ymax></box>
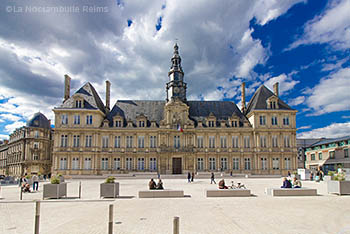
<box><xmin>289</xmin><ymin>0</ymin><xmax>350</xmax><ymax>50</ymax></box>
<box><xmin>0</xmin><ymin>134</ymin><xmax>9</xmax><ymax>140</ymax></box>
<box><xmin>4</xmin><ymin>121</ymin><xmax>26</xmax><ymax>134</ymax></box>
<box><xmin>297</xmin><ymin>122</ymin><xmax>350</xmax><ymax>138</ymax></box>
<box><xmin>264</xmin><ymin>73</ymin><xmax>300</xmax><ymax>96</ymax></box>
<box><xmin>289</xmin><ymin>96</ymin><xmax>305</xmax><ymax>106</ymax></box>
<box><xmin>321</xmin><ymin>58</ymin><xmax>348</xmax><ymax>72</ymax></box>
<box><xmin>305</xmin><ymin>68</ymin><xmax>350</xmax><ymax>115</ymax></box>
<box><xmin>0</xmin><ymin>113</ymin><xmax>22</xmax><ymax>122</ymax></box>
<box><xmin>298</xmin><ymin>125</ymin><xmax>311</xmax><ymax>130</ymax></box>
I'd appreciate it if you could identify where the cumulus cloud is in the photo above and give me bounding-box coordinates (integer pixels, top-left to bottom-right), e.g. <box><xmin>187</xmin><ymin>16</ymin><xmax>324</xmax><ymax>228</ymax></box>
<box><xmin>298</xmin><ymin>125</ymin><xmax>311</xmax><ymax>130</ymax></box>
<box><xmin>297</xmin><ymin>122</ymin><xmax>350</xmax><ymax>138</ymax></box>
<box><xmin>263</xmin><ymin>73</ymin><xmax>300</xmax><ymax>96</ymax></box>
<box><xmin>305</xmin><ymin>68</ymin><xmax>350</xmax><ymax>115</ymax></box>
<box><xmin>289</xmin><ymin>96</ymin><xmax>305</xmax><ymax>106</ymax></box>
<box><xmin>0</xmin><ymin>134</ymin><xmax>9</xmax><ymax>140</ymax></box>
<box><xmin>4</xmin><ymin>121</ymin><xmax>26</xmax><ymax>134</ymax></box>
<box><xmin>0</xmin><ymin>113</ymin><xmax>22</xmax><ymax>122</ymax></box>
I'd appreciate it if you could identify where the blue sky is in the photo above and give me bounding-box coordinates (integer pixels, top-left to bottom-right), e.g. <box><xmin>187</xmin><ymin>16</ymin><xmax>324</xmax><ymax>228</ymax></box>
<box><xmin>0</xmin><ymin>0</ymin><xmax>349</xmax><ymax>139</ymax></box>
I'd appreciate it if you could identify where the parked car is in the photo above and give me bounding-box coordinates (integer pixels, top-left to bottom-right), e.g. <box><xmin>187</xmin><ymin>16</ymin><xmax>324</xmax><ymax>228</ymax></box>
<box><xmin>0</xmin><ymin>175</ymin><xmax>5</xmax><ymax>180</ymax></box>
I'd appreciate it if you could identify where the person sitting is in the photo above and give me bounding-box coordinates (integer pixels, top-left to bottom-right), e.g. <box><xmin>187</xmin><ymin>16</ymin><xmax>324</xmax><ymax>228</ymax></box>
<box><xmin>156</xmin><ymin>179</ymin><xmax>164</xmax><ymax>190</ymax></box>
<box><xmin>22</xmin><ymin>183</ymin><xmax>31</xmax><ymax>193</ymax></box>
<box><xmin>218</xmin><ymin>179</ymin><xmax>228</xmax><ymax>189</ymax></box>
<box><xmin>281</xmin><ymin>177</ymin><xmax>292</xmax><ymax>188</ymax></box>
<box><xmin>236</xmin><ymin>182</ymin><xmax>246</xmax><ymax>189</ymax></box>
<box><xmin>149</xmin><ymin>178</ymin><xmax>157</xmax><ymax>190</ymax></box>
<box><xmin>292</xmin><ymin>177</ymin><xmax>302</xmax><ymax>188</ymax></box>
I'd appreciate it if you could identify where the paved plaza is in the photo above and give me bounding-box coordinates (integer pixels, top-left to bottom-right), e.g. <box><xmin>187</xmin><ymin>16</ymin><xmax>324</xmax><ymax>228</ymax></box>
<box><xmin>1</xmin><ymin>177</ymin><xmax>350</xmax><ymax>234</ymax></box>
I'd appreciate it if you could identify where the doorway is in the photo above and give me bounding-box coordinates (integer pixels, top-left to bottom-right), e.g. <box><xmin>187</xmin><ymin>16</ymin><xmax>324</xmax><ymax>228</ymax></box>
<box><xmin>172</xmin><ymin>158</ymin><xmax>182</xmax><ymax>174</ymax></box>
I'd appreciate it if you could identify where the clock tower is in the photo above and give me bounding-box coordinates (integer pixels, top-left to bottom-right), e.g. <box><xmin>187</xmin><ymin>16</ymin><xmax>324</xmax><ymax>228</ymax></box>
<box><xmin>166</xmin><ymin>43</ymin><xmax>187</xmax><ymax>102</ymax></box>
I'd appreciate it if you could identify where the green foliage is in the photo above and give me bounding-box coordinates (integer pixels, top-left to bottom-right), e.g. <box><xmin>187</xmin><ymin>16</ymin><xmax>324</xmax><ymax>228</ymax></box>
<box><xmin>25</xmin><ymin>175</ymin><xmax>30</xmax><ymax>179</ymax></box>
<box><xmin>105</xmin><ymin>176</ymin><xmax>116</xmax><ymax>183</ymax></box>
<box><xmin>333</xmin><ymin>172</ymin><xmax>346</xmax><ymax>181</ymax></box>
<box><xmin>328</xmin><ymin>171</ymin><xmax>335</xmax><ymax>177</ymax></box>
<box><xmin>38</xmin><ymin>172</ymin><xmax>41</xmax><ymax>177</ymax></box>
<box><xmin>50</xmin><ymin>176</ymin><xmax>60</xmax><ymax>184</ymax></box>
<box><xmin>57</xmin><ymin>173</ymin><xmax>62</xmax><ymax>177</ymax></box>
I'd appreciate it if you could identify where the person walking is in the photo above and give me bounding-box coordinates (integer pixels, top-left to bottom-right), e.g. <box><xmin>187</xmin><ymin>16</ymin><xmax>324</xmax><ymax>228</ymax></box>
<box><xmin>32</xmin><ymin>174</ymin><xmax>39</xmax><ymax>191</ymax></box>
<box><xmin>211</xmin><ymin>172</ymin><xmax>216</xmax><ymax>184</ymax></box>
<box><xmin>191</xmin><ymin>172</ymin><xmax>194</xmax><ymax>182</ymax></box>
<box><xmin>187</xmin><ymin>172</ymin><xmax>191</xmax><ymax>183</ymax></box>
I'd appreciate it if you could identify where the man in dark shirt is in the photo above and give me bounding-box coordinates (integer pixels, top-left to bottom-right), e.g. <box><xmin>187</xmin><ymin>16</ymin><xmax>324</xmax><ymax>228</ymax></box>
<box><xmin>281</xmin><ymin>177</ymin><xmax>292</xmax><ymax>188</ymax></box>
<box><xmin>149</xmin><ymin>178</ymin><xmax>157</xmax><ymax>190</ymax></box>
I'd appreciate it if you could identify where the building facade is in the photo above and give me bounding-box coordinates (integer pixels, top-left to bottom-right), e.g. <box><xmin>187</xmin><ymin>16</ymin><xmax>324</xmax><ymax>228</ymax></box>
<box><xmin>296</xmin><ymin>138</ymin><xmax>323</xmax><ymax>168</ymax></box>
<box><xmin>305</xmin><ymin>136</ymin><xmax>350</xmax><ymax>173</ymax></box>
<box><xmin>5</xmin><ymin>113</ymin><xmax>53</xmax><ymax>176</ymax></box>
<box><xmin>0</xmin><ymin>140</ymin><xmax>8</xmax><ymax>175</ymax></box>
<box><xmin>52</xmin><ymin>44</ymin><xmax>297</xmax><ymax>176</ymax></box>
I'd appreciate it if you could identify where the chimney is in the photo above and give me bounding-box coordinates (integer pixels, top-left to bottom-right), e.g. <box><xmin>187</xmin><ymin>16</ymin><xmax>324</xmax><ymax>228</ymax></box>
<box><xmin>241</xmin><ymin>82</ymin><xmax>246</xmax><ymax>113</ymax></box>
<box><xmin>64</xmin><ymin>74</ymin><xmax>71</xmax><ymax>102</ymax></box>
<box><xmin>273</xmin><ymin>82</ymin><xmax>279</xmax><ymax>97</ymax></box>
<box><xmin>105</xmin><ymin>80</ymin><xmax>111</xmax><ymax>111</ymax></box>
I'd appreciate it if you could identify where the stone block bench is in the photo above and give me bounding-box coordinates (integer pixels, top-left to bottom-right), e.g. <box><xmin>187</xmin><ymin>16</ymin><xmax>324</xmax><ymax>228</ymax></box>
<box><xmin>265</xmin><ymin>188</ymin><xmax>317</xmax><ymax>196</ymax></box>
<box><xmin>206</xmin><ymin>189</ymin><xmax>251</xmax><ymax>197</ymax></box>
<box><xmin>139</xmin><ymin>190</ymin><xmax>184</xmax><ymax>198</ymax></box>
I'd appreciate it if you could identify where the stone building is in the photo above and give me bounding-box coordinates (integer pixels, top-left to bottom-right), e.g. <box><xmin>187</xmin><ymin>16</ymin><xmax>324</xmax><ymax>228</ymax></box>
<box><xmin>52</xmin><ymin>44</ymin><xmax>297</xmax><ymax>176</ymax></box>
<box><xmin>296</xmin><ymin>138</ymin><xmax>323</xmax><ymax>168</ymax></box>
<box><xmin>305</xmin><ymin>136</ymin><xmax>350</xmax><ymax>173</ymax></box>
<box><xmin>5</xmin><ymin>113</ymin><xmax>53</xmax><ymax>176</ymax></box>
<box><xmin>0</xmin><ymin>140</ymin><xmax>8</xmax><ymax>175</ymax></box>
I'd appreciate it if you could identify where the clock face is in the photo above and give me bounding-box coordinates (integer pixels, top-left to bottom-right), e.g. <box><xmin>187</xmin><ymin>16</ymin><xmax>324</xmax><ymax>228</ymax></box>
<box><xmin>174</xmin><ymin>87</ymin><xmax>180</xmax><ymax>94</ymax></box>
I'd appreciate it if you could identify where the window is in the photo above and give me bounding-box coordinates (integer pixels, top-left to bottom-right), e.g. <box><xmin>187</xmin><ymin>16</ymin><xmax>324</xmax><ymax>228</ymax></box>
<box><xmin>73</xmin><ymin>115</ymin><xmax>80</xmax><ymax>125</ymax></box>
<box><xmin>231</xmin><ymin>120</ymin><xmax>238</xmax><ymax>127</ymax></box>
<box><xmin>59</xmin><ymin>157</ymin><xmax>67</xmax><ymax>169</ymax></box>
<box><xmin>311</xmin><ymin>154</ymin><xmax>315</xmax><ymax>160</ymax></box>
<box><xmin>102</xmin><ymin>136</ymin><xmax>109</xmax><ymax>148</ymax></box>
<box><xmin>209</xmin><ymin>136</ymin><xmax>215</xmax><ymax>148</ymax></box>
<box><xmin>260</xmin><ymin>136</ymin><xmax>267</xmax><ymax>148</ymax></box>
<box><xmin>220</xmin><ymin>157</ymin><xmax>228</xmax><ymax>170</ymax></box>
<box><xmin>272</xmin><ymin>135</ymin><xmax>278</xmax><ymax>148</ymax></box>
<box><xmin>244</xmin><ymin>158</ymin><xmax>251</xmax><ymax>170</ymax></box>
<box><xmin>115</xmin><ymin>120</ymin><xmax>122</xmax><ymax>127</ymax></box>
<box><xmin>261</xmin><ymin>158</ymin><xmax>267</xmax><ymax>170</ymax></box>
<box><xmin>33</xmin><ymin>153</ymin><xmax>39</xmax><ymax>160</ymax></box>
<box><xmin>138</xmin><ymin>136</ymin><xmax>145</xmax><ymax>148</ymax></box>
<box><xmin>244</xmin><ymin>136</ymin><xmax>250</xmax><ymax>148</ymax></box>
<box><xmin>232</xmin><ymin>136</ymin><xmax>239</xmax><ymax>148</ymax></box>
<box><xmin>114</xmin><ymin>158</ymin><xmax>120</xmax><ymax>170</ymax></box>
<box><xmin>101</xmin><ymin>158</ymin><xmax>108</xmax><ymax>170</ymax></box>
<box><xmin>233</xmin><ymin>158</ymin><xmax>239</xmax><ymax>170</ymax></box>
<box><xmin>114</xmin><ymin>136</ymin><xmax>121</xmax><ymax>148</ymax></box>
<box><xmin>284</xmin><ymin>158</ymin><xmax>291</xmax><ymax>170</ymax></box>
<box><xmin>60</xmin><ymin>135</ymin><xmax>68</xmax><ymax>147</ymax></box>
<box><xmin>137</xmin><ymin>158</ymin><xmax>145</xmax><ymax>170</ymax></box>
<box><xmin>126</xmin><ymin>157</ymin><xmax>133</xmax><ymax>170</ymax></box>
<box><xmin>84</xmin><ymin>158</ymin><xmax>92</xmax><ymax>170</ymax></box>
<box><xmin>329</xmin><ymin>151</ymin><xmax>335</xmax><ymax>159</ymax></box>
<box><xmin>259</xmin><ymin>116</ymin><xmax>266</xmax><ymax>125</ymax></box>
<box><xmin>150</xmin><ymin>136</ymin><xmax>157</xmax><ymax>148</ymax></box>
<box><xmin>139</xmin><ymin>121</ymin><xmax>145</xmax><ymax>127</ymax></box>
<box><xmin>34</xmin><ymin>142</ymin><xmax>39</xmax><ymax>149</ymax></box>
<box><xmin>197</xmin><ymin>158</ymin><xmax>204</xmax><ymax>171</ymax></box>
<box><xmin>208</xmin><ymin>121</ymin><xmax>215</xmax><ymax>127</ymax></box>
<box><xmin>75</xmin><ymin>100</ymin><xmax>82</xmax><ymax>108</ymax></box>
<box><xmin>283</xmin><ymin>116</ymin><xmax>289</xmax><ymax>125</ymax></box>
<box><xmin>319</xmin><ymin>152</ymin><xmax>323</xmax><ymax>160</ymax></box>
<box><xmin>209</xmin><ymin>157</ymin><xmax>216</xmax><ymax>170</ymax></box>
<box><xmin>284</xmin><ymin>136</ymin><xmax>290</xmax><ymax>148</ymax></box>
<box><xmin>272</xmin><ymin>158</ymin><xmax>279</xmax><ymax>170</ymax></box>
<box><xmin>220</xmin><ymin>136</ymin><xmax>227</xmax><ymax>148</ymax></box>
<box><xmin>34</xmin><ymin>131</ymin><xmax>39</xmax><ymax>138</ymax></box>
<box><xmin>61</xmin><ymin>114</ymin><xmax>68</xmax><ymax>125</ymax></box>
<box><xmin>73</xmin><ymin>135</ymin><xmax>80</xmax><ymax>147</ymax></box>
<box><xmin>174</xmin><ymin>136</ymin><xmax>180</xmax><ymax>148</ymax></box>
<box><xmin>85</xmin><ymin>135</ymin><xmax>92</xmax><ymax>147</ymax></box>
<box><xmin>150</xmin><ymin>158</ymin><xmax>157</xmax><ymax>171</ymax></box>
<box><xmin>72</xmin><ymin>157</ymin><xmax>79</xmax><ymax>170</ymax></box>
<box><xmin>197</xmin><ymin>136</ymin><xmax>204</xmax><ymax>148</ymax></box>
<box><xmin>86</xmin><ymin>115</ymin><xmax>93</xmax><ymax>125</ymax></box>
<box><xmin>270</xmin><ymin>101</ymin><xmax>277</xmax><ymax>109</ymax></box>
<box><xmin>126</xmin><ymin>136</ymin><xmax>133</xmax><ymax>148</ymax></box>
<box><xmin>271</xmin><ymin>116</ymin><xmax>278</xmax><ymax>125</ymax></box>
<box><xmin>344</xmin><ymin>149</ymin><xmax>349</xmax><ymax>158</ymax></box>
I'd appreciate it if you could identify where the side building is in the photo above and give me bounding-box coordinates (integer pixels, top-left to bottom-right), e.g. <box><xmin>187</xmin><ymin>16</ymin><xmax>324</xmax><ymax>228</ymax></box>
<box><xmin>0</xmin><ymin>140</ymin><xmax>8</xmax><ymax>175</ymax></box>
<box><xmin>52</xmin><ymin>44</ymin><xmax>297</xmax><ymax>176</ymax></box>
<box><xmin>5</xmin><ymin>113</ymin><xmax>53</xmax><ymax>176</ymax></box>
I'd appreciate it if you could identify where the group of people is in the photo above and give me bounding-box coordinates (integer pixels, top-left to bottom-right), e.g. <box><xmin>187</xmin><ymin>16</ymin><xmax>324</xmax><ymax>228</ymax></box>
<box><xmin>218</xmin><ymin>179</ymin><xmax>246</xmax><ymax>189</ymax></box>
<box><xmin>19</xmin><ymin>174</ymin><xmax>40</xmax><ymax>193</ymax></box>
<box><xmin>187</xmin><ymin>172</ymin><xmax>195</xmax><ymax>183</ymax></box>
<box><xmin>149</xmin><ymin>178</ymin><xmax>164</xmax><ymax>190</ymax></box>
<box><xmin>281</xmin><ymin>177</ymin><xmax>302</xmax><ymax>188</ymax></box>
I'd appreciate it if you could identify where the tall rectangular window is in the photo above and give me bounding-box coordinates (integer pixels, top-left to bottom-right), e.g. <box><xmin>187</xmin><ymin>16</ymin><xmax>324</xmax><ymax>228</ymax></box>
<box><xmin>102</xmin><ymin>136</ymin><xmax>109</xmax><ymax>148</ymax></box>
<box><xmin>283</xmin><ymin>116</ymin><xmax>289</xmax><ymax>125</ymax></box>
<box><xmin>138</xmin><ymin>136</ymin><xmax>145</xmax><ymax>148</ymax></box>
<box><xmin>261</xmin><ymin>157</ymin><xmax>267</xmax><ymax>170</ymax></box>
<box><xmin>150</xmin><ymin>136</ymin><xmax>157</xmax><ymax>148</ymax></box>
<box><xmin>75</xmin><ymin>100</ymin><xmax>82</xmax><ymax>108</ymax></box>
<box><xmin>197</xmin><ymin>136</ymin><xmax>204</xmax><ymax>148</ymax></box>
<box><xmin>284</xmin><ymin>158</ymin><xmax>291</xmax><ymax>170</ymax></box>
<box><xmin>311</xmin><ymin>154</ymin><xmax>315</xmax><ymax>160</ymax></box>
<box><xmin>34</xmin><ymin>131</ymin><xmax>39</xmax><ymax>138</ymax></box>
<box><xmin>244</xmin><ymin>158</ymin><xmax>251</xmax><ymax>170</ymax></box>
<box><xmin>115</xmin><ymin>120</ymin><xmax>122</xmax><ymax>127</ymax></box>
<box><xmin>233</xmin><ymin>158</ymin><xmax>239</xmax><ymax>170</ymax></box>
<box><xmin>220</xmin><ymin>157</ymin><xmax>228</xmax><ymax>170</ymax></box>
<box><xmin>114</xmin><ymin>136</ymin><xmax>121</xmax><ymax>148</ymax></box>
<box><xmin>61</xmin><ymin>114</ymin><xmax>68</xmax><ymax>125</ymax></box>
<box><xmin>220</xmin><ymin>136</ymin><xmax>227</xmax><ymax>148</ymax></box>
<box><xmin>86</xmin><ymin>115</ymin><xmax>93</xmax><ymax>125</ymax></box>
<box><xmin>137</xmin><ymin>158</ymin><xmax>145</xmax><ymax>170</ymax></box>
<box><xmin>272</xmin><ymin>158</ymin><xmax>279</xmax><ymax>170</ymax></box>
<box><xmin>34</xmin><ymin>142</ymin><xmax>39</xmax><ymax>149</ymax></box>
<box><xmin>126</xmin><ymin>157</ymin><xmax>133</xmax><ymax>170</ymax></box>
<box><xmin>74</xmin><ymin>115</ymin><xmax>80</xmax><ymax>125</ymax></box>
<box><xmin>231</xmin><ymin>120</ymin><xmax>238</xmax><ymax>127</ymax></box>
<box><xmin>284</xmin><ymin>136</ymin><xmax>290</xmax><ymax>148</ymax></box>
<box><xmin>126</xmin><ymin>136</ymin><xmax>133</xmax><ymax>148</ymax></box>
<box><xmin>319</xmin><ymin>152</ymin><xmax>323</xmax><ymax>160</ymax></box>
<box><xmin>197</xmin><ymin>158</ymin><xmax>204</xmax><ymax>171</ymax></box>
<box><xmin>271</xmin><ymin>116</ymin><xmax>278</xmax><ymax>125</ymax></box>
<box><xmin>260</xmin><ymin>136</ymin><xmax>267</xmax><ymax>148</ymax></box>
<box><xmin>150</xmin><ymin>157</ymin><xmax>157</xmax><ymax>171</ymax></box>
<box><xmin>208</xmin><ymin>121</ymin><xmax>215</xmax><ymax>127</ymax></box>
<box><xmin>272</xmin><ymin>135</ymin><xmax>278</xmax><ymax>148</ymax></box>
<box><xmin>73</xmin><ymin>135</ymin><xmax>80</xmax><ymax>147</ymax></box>
<box><xmin>139</xmin><ymin>121</ymin><xmax>145</xmax><ymax>127</ymax></box>
<box><xmin>244</xmin><ymin>136</ymin><xmax>250</xmax><ymax>148</ymax></box>
<box><xmin>329</xmin><ymin>151</ymin><xmax>335</xmax><ymax>159</ymax></box>
<box><xmin>344</xmin><ymin>149</ymin><xmax>349</xmax><ymax>158</ymax></box>
<box><xmin>259</xmin><ymin>115</ymin><xmax>266</xmax><ymax>125</ymax></box>
<box><xmin>59</xmin><ymin>157</ymin><xmax>67</xmax><ymax>170</ymax></box>
<box><xmin>101</xmin><ymin>158</ymin><xmax>108</xmax><ymax>170</ymax></box>
<box><xmin>209</xmin><ymin>136</ymin><xmax>215</xmax><ymax>148</ymax></box>
<box><xmin>174</xmin><ymin>136</ymin><xmax>180</xmax><ymax>148</ymax></box>
<box><xmin>85</xmin><ymin>135</ymin><xmax>92</xmax><ymax>147</ymax></box>
<box><xmin>209</xmin><ymin>157</ymin><xmax>216</xmax><ymax>170</ymax></box>
<box><xmin>232</xmin><ymin>136</ymin><xmax>239</xmax><ymax>148</ymax></box>
<box><xmin>114</xmin><ymin>158</ymin><xmax>120</xmax><ymax>170</ymax></box>
<box><xmin>33</xmin><ymin>153</ymin><xmax>39</xmax><ymax>160</ymax></box>
<box><xmin>72</xmin><ymin>157</ymin><xmax>79</xmax><ymax>170</ymax></box>
<box><xmin>84</xmin><ymin>158</ymin><xmax>91</xmax><ymax>170</ymax></box>
<box><xmin>61</xmin><ymin>135</ymin><xmax>68</xmax><ymax>147</ymax></box>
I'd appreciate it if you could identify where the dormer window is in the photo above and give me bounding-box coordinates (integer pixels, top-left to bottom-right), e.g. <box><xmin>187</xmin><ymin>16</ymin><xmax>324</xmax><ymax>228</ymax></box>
<box><xmin>139</xmin><ymin>121</ymin><xmax>145</xmax><ymax>127</ymax></box>
<box><xmin>75</xmin><ymin>100</ymin><xmax>83</xmax><ymax>108</ymax></box>
<box><xmin>231</xmin><ymin>121</ymin><xmax>238</xmax><ymax>127</ymax></box>
<box><xmin>270</xmin><ymin>101</ymin><xmax>276</xmax><ymax>109</ymax></box>
<box><xmin>267</xmin><ymin>97</ymin><xmax>279</xmax><ymax>109</ymax></box>
<box><xmin>208</xmin><ymin>121</ymin><xmax>215</xmax><ymax>127</ymax></box>
<box><xmin>115</xmin><ymin>120</ymin><xmax>122</xmax><ymax>127</ymax></box>
<box><xmin>136</xmin><ymin>114</ymin><xmax>147</xmax><ymax>128</ymax></box>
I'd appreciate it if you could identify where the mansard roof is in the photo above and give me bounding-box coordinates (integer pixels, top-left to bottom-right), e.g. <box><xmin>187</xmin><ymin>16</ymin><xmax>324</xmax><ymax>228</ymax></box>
<box><xmin>57</xmin><ymin>82</ymin><xmax>105</xmax><ymax>113</ymax></box>
<box><xmin>26</xmin><ymin>112</ymin><xmax>51</xmax><ymax>129</ymax></box>
<box><xmin>246</xmin><ymin>85</ymin><xmax>293</xmax><ymax>114</ymax></box>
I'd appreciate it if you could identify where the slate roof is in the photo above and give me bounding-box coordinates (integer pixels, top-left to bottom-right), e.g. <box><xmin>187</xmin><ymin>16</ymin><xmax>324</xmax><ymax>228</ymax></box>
<box><xmin>308</xmin><ymin>136</ymin><xmax>350</xmax><ymax>147</ymax></box>
<box><xmin>246</xmin><ymin>85</ymin><xmax>294</xmax><ymax>114</ymax></box>
<box><xmin>26</xmin><ymin>112</ymin><xmax>51</xmax><ymax>129</ymax></box>
<box><xmin>57</xmin><ymin>82</ymin><xmax>105</xmax><ymax>113</ymax></box>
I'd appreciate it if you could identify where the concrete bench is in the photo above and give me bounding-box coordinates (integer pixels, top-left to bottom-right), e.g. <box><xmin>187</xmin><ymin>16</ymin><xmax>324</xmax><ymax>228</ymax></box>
<box><xmin>265</xmin><ymin>188</ymin><xmax>317</xmax><ymax>196</ymax></box>
<box><xmin>206</xmin><ymin>189</ymin><xmax>251</xmax><ymax>197</ymax></box>
<box><xmin>139</xmin><ymin>190</ymin><xmax>184</xmax><ymax>198</ymax></box>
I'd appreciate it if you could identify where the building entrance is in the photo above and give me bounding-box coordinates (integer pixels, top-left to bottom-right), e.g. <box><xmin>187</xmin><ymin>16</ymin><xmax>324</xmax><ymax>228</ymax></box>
<box><xmin>172</xmin><ymin>157</ymin><xmax>182</xmax><ymax>174</ymax></box>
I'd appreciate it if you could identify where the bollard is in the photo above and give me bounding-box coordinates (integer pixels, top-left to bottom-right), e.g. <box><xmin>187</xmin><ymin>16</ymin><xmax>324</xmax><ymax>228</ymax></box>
<box><xmin>78</xmin><ymin>181</ymin><xmax>81</xmax><ymax>199</ymax></box>
<box><xmin>108</xmin><ymin>204</ymin><xmax>113</xmax><ymax>234</ymax></box>
<box><xmin>173</xmin><ymin>216</ymin><xmax>179</xmax><ymax>234</ymax></box>
<box><xmin>20</xmin><ymin>187</ymin><xmax>23</xmax><ymax>200</ymax></box>
<box><xmin>34</xmin><ymin>201</ymin><xmax>40</xmax><ymax>234</ymax></box>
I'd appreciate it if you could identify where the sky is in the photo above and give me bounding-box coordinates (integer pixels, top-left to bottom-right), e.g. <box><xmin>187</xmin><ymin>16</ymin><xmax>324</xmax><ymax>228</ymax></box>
<box><xmin>0</xmin><ymin>0</ymin><xmax>349</xmax><ymax>140</ymax></box>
